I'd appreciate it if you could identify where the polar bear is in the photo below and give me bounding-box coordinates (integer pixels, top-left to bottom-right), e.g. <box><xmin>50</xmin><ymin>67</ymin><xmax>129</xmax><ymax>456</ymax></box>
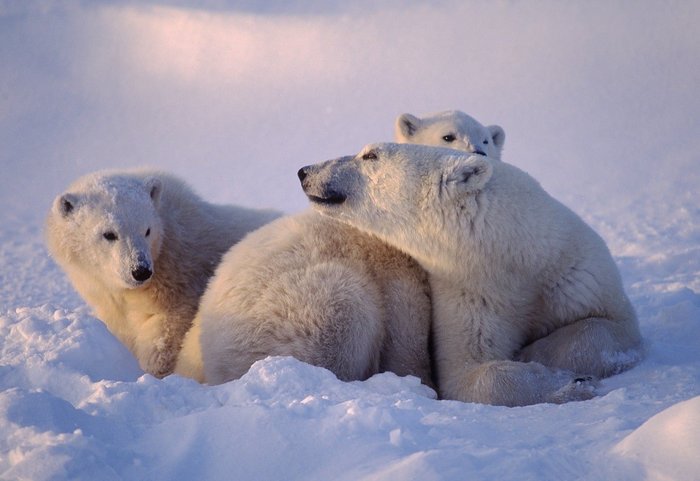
<box><xmin>176</xmin><ymin>209</ymin><xmax>433</xmax><ymax>387</ymax></box>
<box><xmin>299</xmin><ymin>143</ymin><xmax>642</xmax><ymax>406</ymax></box>
<box><xmin>395</xmin><ymin>110</ymin><xmax>505</xmax><ymax>159</ymax></box>
<box><xmin>46</xmin><ymin>170</ymin><xmax>280</xmax><ymax>378</ymax></box>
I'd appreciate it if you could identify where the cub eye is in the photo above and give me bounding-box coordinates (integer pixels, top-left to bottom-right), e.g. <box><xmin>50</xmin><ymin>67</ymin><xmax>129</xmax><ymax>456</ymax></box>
<box><xmin>362</xmin><ymin>151</ymin><xmax>378</xmax><ymax>161</ymax></box>
<box><xmin>145</xmin><ymin>228</ymin><xmax>151</xmax><ymax>237</ymax></box>
<box><xmin>442</xmin><ymin>134</ymin><xmax>456</xmax><ymax>143</ymax></box>
<box><xmin>483</xmin><ymin>139</ymin><xmax>489</xmax><ymax>145</ymax></box>
<box><xmin>103</xmin><ymin>232</ymin><xmax>118</xmax><ymax>242</ymax></box>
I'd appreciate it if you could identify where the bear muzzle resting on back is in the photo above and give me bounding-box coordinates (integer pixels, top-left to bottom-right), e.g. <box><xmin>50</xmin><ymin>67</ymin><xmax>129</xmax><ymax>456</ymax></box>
<box><xmin>299</xmin><ymin>143</ymin><xmax>643</xmax><ymax>407</ymax></box>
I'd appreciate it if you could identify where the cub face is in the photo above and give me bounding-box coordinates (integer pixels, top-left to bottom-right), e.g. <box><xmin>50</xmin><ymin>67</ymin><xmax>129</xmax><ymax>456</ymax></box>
<box><xmin>48</xmin><ymin>175</ymin><xmax>164</xmax><ymax>290</ymax></box>
<box><xmin>298</xmin><ymin>143</ymin><xmax>493</xmax><ymax>264</ymax></box>
<box><xmin>395</xmin><ymin>110</ymin><xmax>505</xmax><ymax>159</ymax></box>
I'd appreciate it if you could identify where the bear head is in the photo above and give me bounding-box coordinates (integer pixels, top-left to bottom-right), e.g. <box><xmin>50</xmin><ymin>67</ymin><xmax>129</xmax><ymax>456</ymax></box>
<box><xmin>298</xmin><ymin>143</ymin><xmax>493</xmax><ymax>269</ymax></box>
<box><xmin>395</xmin><ymin>110</ymin><xmax>505</xmax><ymax>159</ymax></box>
<box><xmin>46</xmin><ymin>172</ymin><xmax>165</xmax><ymax>290</ymax></box>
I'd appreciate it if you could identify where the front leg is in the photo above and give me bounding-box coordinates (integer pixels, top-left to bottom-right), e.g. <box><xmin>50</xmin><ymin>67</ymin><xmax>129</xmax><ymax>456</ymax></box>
<box><xmin>174</xmin><ymin>318</ymin><xmax>205</xmax><ymax>382</ymax></box>
<box><xmin>451</xmin><ymin>360</ymin><xmax>596</xmax><ymax>406</ymax></box>
<box><xmin>434</xmin><ymin>327</ymin><xmax>595</xmax><ymax>406</ymax></box>
<box><xmin>133</xmin><ymin>312</ymin><xmax>187</xmax><ymax>378</ymax></box>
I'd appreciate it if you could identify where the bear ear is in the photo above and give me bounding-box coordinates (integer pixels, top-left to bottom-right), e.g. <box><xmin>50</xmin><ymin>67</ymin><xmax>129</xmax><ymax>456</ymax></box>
<box><xmin>487</xmin><ymin>125</ymin><xmax>505</xmax><ymax>151</ymax></box>
<box><xmin>145</xmin><ymin>177</ymin><xmax>162</xmax><ymax>207</ymax></box>
<box><xmin>445</xmin><ymin>157</ymin><xmax>493</xmax><ymax>194</ymax></box>
<box><xmin>54</xmin><ymin>193</ymin><xmax>79</xmax><ymax>218</ymax></box>
<box><xmin>395</xmin><ymin>113</ymin><xmax>422</xmax><ymax>140</ymax></box>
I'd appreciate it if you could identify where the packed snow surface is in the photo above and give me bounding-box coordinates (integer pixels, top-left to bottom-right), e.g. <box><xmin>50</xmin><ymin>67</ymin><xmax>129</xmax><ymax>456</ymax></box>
<box><xmin>1</xmin><ymin>1</ymin><xmax>699</xmax><ymax>480</ymax></box>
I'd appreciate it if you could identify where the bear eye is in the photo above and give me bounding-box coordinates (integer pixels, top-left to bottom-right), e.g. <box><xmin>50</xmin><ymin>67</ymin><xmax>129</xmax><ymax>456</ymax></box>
<box><xmin>442</xmin><ymin>134</ymin><xmax>456</xmax><ymax>143</ymax></box>
<box><xmin>145</xmin><ymin>228</ymin><xmax>151</xmax><ymax>237</ymax></box>
<box><xmin>362</xmin><ymin>151</ymin><xmax>378</xmax><ymax>161</ymax></box>
<box><xmin>103</xmin><ymin>232</ymin><xmax>118</xmax><ymax>242</ymax></box>
<box><xmin>483</xmin><ymin>139</ymin><xmax>489</xmax><ymax>145</ymax></box>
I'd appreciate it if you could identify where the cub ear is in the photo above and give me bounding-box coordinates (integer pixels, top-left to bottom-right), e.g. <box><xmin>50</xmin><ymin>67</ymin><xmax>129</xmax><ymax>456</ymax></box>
<box><xmin>145</xmin><ymin>177</ymin><xmax>162</xmax><ymax>207</ymax></box>
<box><xmin>487</xmin><ymin>125</ymin><xmax>506</xmax><ymax>151</ymax></box>
<box><xmin>446</xmin><ymin>157</ymin><xmax>493</xmax><ymax>193</ymax></box>
<box><xmin>53</xmin><ymin>193</ymin><xmax>79</xmax><ymax>218</ymax></box>
<box><xmin>395</xmin><ymin>113</ymin><xmax>422</xmax><ymax>140</ymax></box>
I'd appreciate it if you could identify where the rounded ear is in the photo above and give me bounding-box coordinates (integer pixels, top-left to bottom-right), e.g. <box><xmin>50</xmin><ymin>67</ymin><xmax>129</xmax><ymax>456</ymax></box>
<box><xmin>446</xmin><ymin>157</ymin><xmax>493</xmax><ymax>193</ymax></box>
<box><xmin>145</xmin><ymin>177</ymin><xmax>163</xmax><ymax>207</ymax></box>
<box><xmin>487</xmin><ymin>125</ymin><xmax>506</xmax><ymax>151</ymax></box>
<box><xmin>53</xmin><ymin>193</ymin><xmax>79</xmax><ymax>218</ymax></box>
<box><xmin>395</xmin><ymin>113</ymin><xmax>422</xmax><ymax>141</ymax></box>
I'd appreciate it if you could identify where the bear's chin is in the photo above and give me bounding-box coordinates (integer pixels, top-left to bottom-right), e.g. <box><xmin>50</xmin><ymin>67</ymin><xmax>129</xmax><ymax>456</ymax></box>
<box><xmin>305</xmin><ymin>193</ymin><xmax>347</xmax><ymax>206</ymax></box>
<box><xmin>117</xmin><ymin>276</ymin><xmax>153</xmax><ymax>290</ymax></box>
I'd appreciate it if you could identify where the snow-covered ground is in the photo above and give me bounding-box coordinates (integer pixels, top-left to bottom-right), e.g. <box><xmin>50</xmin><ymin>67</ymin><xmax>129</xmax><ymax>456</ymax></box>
<box><xmin>1</xmin><ymin>1</ymin><xmax>699</xmax><ymax>480</ymax></box>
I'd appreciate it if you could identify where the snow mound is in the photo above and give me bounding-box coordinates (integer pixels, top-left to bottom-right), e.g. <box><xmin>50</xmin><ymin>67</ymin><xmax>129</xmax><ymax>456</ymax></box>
<box><xmin>614</xmin><ymin>396</ymin><xmax>700</xmax><ymax>481</ymax></box>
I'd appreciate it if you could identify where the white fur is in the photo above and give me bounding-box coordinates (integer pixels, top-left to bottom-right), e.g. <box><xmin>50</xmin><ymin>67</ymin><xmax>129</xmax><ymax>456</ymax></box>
<box><xmin>301</xmin><ymin>143</ymin><xmax>642</xmax><ymax>406</ymax></box>
<box><xmin>395</xmin><ymin>110</ymin><xmax>505</xmax><ymax>159</ymax></box>
<box><xmin>46</xmin><ymin>170</ymin><xmax>280</xmax><ymax>379</ymax></box>
<box><xmin>184</xmin><ymin>209</ymin><xmax>433</xmax><ymax>387</ymax></box>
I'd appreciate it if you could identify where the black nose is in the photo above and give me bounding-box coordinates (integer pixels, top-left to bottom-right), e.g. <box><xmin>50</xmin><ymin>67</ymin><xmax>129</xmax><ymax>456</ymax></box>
<box><xmin>474</xmin><ymin>149</ymin><xmax>487</xmax><ymax>156</ymax></box>
<box><xmin>297</xmin><ymin>166</ymin><xmax>309</xmax><ymax>183</ymax></box>
<box><xmin>132</xmin><ymin>265</ymin><xmax>152</xmax><ymax>282</ymax></box>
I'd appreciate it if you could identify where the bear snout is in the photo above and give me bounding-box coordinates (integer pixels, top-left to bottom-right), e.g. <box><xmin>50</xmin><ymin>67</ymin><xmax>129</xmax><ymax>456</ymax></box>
<box><xmin>298</xmin><ymin>162</ymin><xmax>348</xmax><ymax>205</ymax></box>
<box><xmin>131</xmin><ymin>264</ymin><xmax>153</xmax><ymax>283</ymax></box>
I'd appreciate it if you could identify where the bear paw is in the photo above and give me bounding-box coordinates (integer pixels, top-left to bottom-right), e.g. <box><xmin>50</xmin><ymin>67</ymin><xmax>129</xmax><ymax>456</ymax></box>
<box><xmin>547</xmin><ymin>375</ymin><xmax>598</xmax><ymax>404</ymax></box>
<box><xmin>138</xmin><ymin>339</ymin><xmax>178</xmax><ymax>379</ymax></box>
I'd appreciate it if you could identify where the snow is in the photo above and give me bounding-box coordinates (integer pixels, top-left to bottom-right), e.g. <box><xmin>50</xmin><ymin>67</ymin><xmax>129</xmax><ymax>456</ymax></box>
<box><xmin>1</xmin><ymin>1</ymin><xmax>699</xmax><ymax>480</ymax></box>
<box><xmin>614</xmin><ymin>396</ymin><xmax>700</xmax><ymax>481</ymax></box>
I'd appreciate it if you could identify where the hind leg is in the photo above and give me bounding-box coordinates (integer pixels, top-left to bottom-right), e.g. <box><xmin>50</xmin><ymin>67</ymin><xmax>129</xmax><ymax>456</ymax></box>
<box><xmin>518</xmin><ymin>317</ymin><xmax>643</xmax><ymax>377</ymax></box>
<box><xmin>530</xmin><ymin>252</ymin><xmax>644</xmax><ymax>378</ymax></box>
<box><xmin>379</xmin><ymin>274</ymin><xmax>434</xmax><ymax>388</ymax></box>
<box><xmin>308</xmin><ymin>262</ymin><xmax>385</xmax><ymax>381</ymax></box>
<box><xmin>200</xmin><ymin>261</ymin><xmax>385</xmax><ymax>384</ymax></box>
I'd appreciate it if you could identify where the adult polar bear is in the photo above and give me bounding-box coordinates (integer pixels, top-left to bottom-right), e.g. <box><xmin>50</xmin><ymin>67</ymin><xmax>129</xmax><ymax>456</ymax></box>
<box><xmin>46</xmin><ymin>170</ymin><xmax>280</xmax><ymax>378</ymax></box>
<box><xmin>299</xmin><ymin>143</ymin><xmax>642</xmax><ymax>406</ymax></box>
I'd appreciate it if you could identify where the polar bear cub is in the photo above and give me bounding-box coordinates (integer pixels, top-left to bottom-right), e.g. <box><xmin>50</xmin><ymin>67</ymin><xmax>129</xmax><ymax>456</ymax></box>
<box><xmin>46</xmin><ymin>170</ymin><xmax>279</xmax><ymax>378</ymax></box>
<box><xmin>178</xmin><ymin>209</ymin><xmax>433</xmax><ymax>387</ymax></box>
<box><xmin>395</xmin><ymin>110</ymin><xmax>505</xmax><ymax>159</ymax></box>
<box><xmin>299</xmin><ymin>143</ymin><xmax>642</xmax><ymax>406</ymax></box>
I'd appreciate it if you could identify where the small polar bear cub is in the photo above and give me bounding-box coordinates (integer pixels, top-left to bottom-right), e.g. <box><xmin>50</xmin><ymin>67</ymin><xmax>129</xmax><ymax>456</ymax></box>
<box><xmin>46</xmin><ymin>170</ymin><xmax>279</xmax><ymax>378</ymax></box>
<box><xmin>395</xmin><ymin>110</ymin><xmax>505</xmax><ymax>159</ymax></box>
<box><xmin>299</xmin><ymin>143</ymin><xmax>642</xmax><ymax>407</ymax></box>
